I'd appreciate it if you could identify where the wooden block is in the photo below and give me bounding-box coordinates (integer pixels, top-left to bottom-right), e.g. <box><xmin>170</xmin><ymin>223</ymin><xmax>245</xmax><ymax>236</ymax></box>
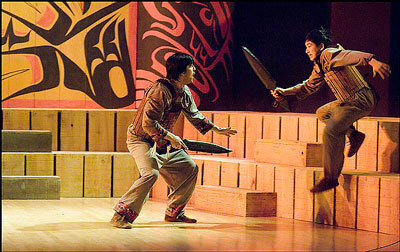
<box><xmin>220</xmin><ymin>161</ymin><xmax>239</xmax><ymax>188</ymax></box>
<box><xmin>245</xmin><ymin>113</ymin><xmax>263</xmax><ymax>159</ymax></box>
<box><xmin>84</xmin><ymin>153</ymin><xmax>112</xmax><ymax>197</ymax></box>
<box><xmin>2</xmin><ymin>130</ymin><xmax>52</xmax><ymax>152</ymax></box>
<box><xmin>2</xmin><ymin>109</ymin><xmax>30</xmax><ymax>130</ymax></box>
<box><xmin>317</xmin><ymin>120</ymin><xmax>325</xmax><ymax>143</ymax></box>
<box><xmin>275</xmin><ymin>166</ymin><xmax>295</xmax><ymax>218</ymax></box>
<box><xmin>26</xmin><ymin>153</ymin><xmax>54</xmax><ymax>176</ymax></box>
<box><xmin>239</xmin><ymin>163</ymin><xmax>256</xmax><ymax>190</ymax></box>
<box><xmin>1</xmin><ymin>153</ymin><xmax>25</xmax><ymax>176</ymax></box>
<box><xmin>256</xmin><ymin>163</ymin><xmax>275</xmax><ymax>192</ymax></box>
<box><xmin>378</xmin><ymin>120</ymin><xmax>399</xmax><ymax>173</ymax></box>
<box><xmin>298</xmin><ymin>115</ymin><xmax>318</xmax><ymax>142</ymax></box>
<box><xmin>113</xmin><ymin>153</ymin><xmax>140</xmax><ymax>198</ymax></box>
<box><xmin>254</xmin><ymin>139</ymin><xmax>323</xmax><ymax>167</ymax></box>
<box><xmin>262</xmin><ymin>114</ymin><xmax>280</xmax><ymax>140</ymax></box>
<box><xmin>343</xmin><ymin>144</ymin><xmax>357</xmax><ymax>170</ymax></box>
<box><xmin>31</xmin><ymin>109</ymin><xmax>58</xmax><ymax>151</ymax></box>
<box><xmin>88</xmin><ymin>110</ymin><xmax>115</xmax><ymax>152</ymax></box>
<box><xmin>55</xmin><ymin>152</ymin><xmax>84</xmax><ymax>198</ymax></box>
<box><xmin>335</xmin><ymin>173</ymin><xmax>358</xmax><ymax>229</ymax></box>
<box><xmin>314</xmin><ymin>171</ymin><xmax>334</xmax><ymax>225</ymax></box>
<box><xmin>194</xmin><ymin>185</ymin><xmax>277</xmax><ymax>217</ymax></box>
<box><xmin>228</xmin><ymin>113</ymin><xmax>245</xmax><ymax>158</ymax></box>
<box><xmin>202</xmin><ymin>159</ymin><xmax>221</xmax><ymax>186</ymax></box>
<box><xmin>116</xmin><ymin>110</ymin><xmax>136</xmax><ymax>152</ymax></box>
<box><xmin>294</xmin><ymin>168</ymin><xmax>315</xmax><ymax>222</ymax></box>
<box><xmin>357</xmin><ymin>176</ymin><xmax>379</xmax><ymax>232</ymax></box>
<box><xmin>2</xmin><ymin>176</ymin><xmax>60</xmax><ymax>200</ymax></box>
<box><xmin>280</xmin><ymin>114</ymin><xmax>299</xmax><ymax>141</ymax></box>
<box><xmin>212</xmin><ymin>112</ymin><xmax>229</xmax><ymax>157</ymax></box>
<box><xmin>151</xmin><ymin>175</ymin><xmax>169</xmax><ymax>201</ymax></box>
<box><xmin>60</xmin><ymin>110</ymin><xmax>86</xmax><ymax>151</ymax></box>
<box><xmin>357</xmin><ymin>119</ymin><xmax>378</xmax><ymax>171</ymax></box>
<box><xmin>379</xmin><ymin>176</ymin><xmax>400</xmax><ymax>235</ymax></box>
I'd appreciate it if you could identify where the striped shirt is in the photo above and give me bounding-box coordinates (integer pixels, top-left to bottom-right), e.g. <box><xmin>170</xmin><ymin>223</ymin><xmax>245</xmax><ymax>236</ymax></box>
<box><xmin>292</xmin><ymin>47</ymin><xmax>374</xmax><ymax>102</ymax></box>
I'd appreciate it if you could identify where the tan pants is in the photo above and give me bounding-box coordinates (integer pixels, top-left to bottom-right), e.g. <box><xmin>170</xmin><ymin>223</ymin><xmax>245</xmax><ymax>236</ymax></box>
<box><xmin>316</xmin><ymin>87</ymin><xmax>375</xmax><ymax>180</ymax></box>
<box><xmin>118</xmin><ymin>132</ymin><xmax>198</xmax><ymax>221</ymax></box>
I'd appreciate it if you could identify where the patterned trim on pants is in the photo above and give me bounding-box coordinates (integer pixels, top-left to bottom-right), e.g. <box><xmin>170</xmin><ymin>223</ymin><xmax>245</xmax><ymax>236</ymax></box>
<box><xmin>113</xmin><ymin>201</ymin><xmax>138</xmax><ymax>223</ymax></box>
<box><xmin>165</xmin><ymin>205</ymin><xmax>185</xmax><ymax>218</ymax></box>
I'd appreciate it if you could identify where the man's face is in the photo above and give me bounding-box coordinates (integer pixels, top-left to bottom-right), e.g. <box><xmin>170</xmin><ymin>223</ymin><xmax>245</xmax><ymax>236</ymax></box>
<box><xmin>305</xmin><ymin>40</ymin><xmax>324</xmax><ymax>61</ymax></box>
<box><xmin>178</xmin><ymin>64</ymin><xmax>196</xmax><ymax>86</ymax></box>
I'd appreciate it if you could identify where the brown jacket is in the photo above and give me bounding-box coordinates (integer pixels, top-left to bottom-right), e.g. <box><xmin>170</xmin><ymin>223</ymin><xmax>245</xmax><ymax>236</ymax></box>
<box><xmin>128</xmin><ymin>78</ymin><xmax>214</xmax><ymax>150</ymax></box>
<box><xmin>291</xmin><ymin>47</ymin><xmax>374</xmax><ymax>101</ymax></box>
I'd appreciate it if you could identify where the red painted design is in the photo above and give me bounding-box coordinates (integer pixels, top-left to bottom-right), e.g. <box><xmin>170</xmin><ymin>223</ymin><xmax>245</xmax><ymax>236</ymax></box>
<box><xmin>36</xmin><ymin>6</ymin><xmax>55</xmax><ymax>28</ymax></box>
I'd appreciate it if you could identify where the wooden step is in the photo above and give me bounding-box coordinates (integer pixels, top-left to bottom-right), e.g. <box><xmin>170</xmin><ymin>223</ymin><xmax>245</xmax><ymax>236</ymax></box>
<box><xmin>254</xmin><ymin>139</ymin><xmax>322</xmax><ymax>167</ymax></box>
<box><xmin>2</xmin><ymin>130</ymin><xmax>52</xmax><ymax>152</ymax></box>
<box><xmin>194</xmin><ymin>185</ymin><xmax>276</xmax><ymax>217</ymax></box>
<box><xmin>2</xmin><ymin>176</ymin><xmax>60</xmax><ymax>200</ymax></box>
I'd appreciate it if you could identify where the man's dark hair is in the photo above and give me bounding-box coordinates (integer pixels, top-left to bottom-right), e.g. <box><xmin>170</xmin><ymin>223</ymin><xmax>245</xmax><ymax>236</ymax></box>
<box><xmin>305</xmin><ymin>27</ymin><xmax>332</xmax><ymax>48</ymax></box>
<box><xmin>166</xmin><ymin>53</ymin><xmax>194</xmax><ymax>81</ymax></box>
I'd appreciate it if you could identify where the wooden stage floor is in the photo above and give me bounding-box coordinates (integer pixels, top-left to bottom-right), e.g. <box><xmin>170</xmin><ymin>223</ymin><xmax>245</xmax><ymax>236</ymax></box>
<box><xmin>2</xmin><ymin>198</ymin><xmax>399</xmax><ymax>252</ymax></box>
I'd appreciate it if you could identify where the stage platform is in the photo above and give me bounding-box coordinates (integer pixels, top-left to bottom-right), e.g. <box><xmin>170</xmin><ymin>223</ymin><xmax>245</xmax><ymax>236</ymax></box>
<box><xmin>2</xmin><ymin>198</ymin><xmax>399</xmax><ymax>252</ymax></box>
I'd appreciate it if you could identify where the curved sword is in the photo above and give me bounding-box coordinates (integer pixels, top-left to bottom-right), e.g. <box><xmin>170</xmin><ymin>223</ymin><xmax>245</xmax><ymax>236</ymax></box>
<box><xmin>242</xmin><ymin>46</ymin><xmax>290</xmax><ymax>112</ymax></box>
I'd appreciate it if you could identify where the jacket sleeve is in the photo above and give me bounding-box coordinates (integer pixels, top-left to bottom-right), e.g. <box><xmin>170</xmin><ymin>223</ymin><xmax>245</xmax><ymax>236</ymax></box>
<box><xmin>287</xmin><ymin>67</ymin><xmax>326</xmax><ymax>100</ymax></box>
<box><xmin>181</xmin><ymin>86</ymin><xmax>215</xmax><ymax>135</ymax></box>
<box><xmin>141</xmin><ymin>83</ymin><xmax>171</xmax><ymax>142</ymax></box>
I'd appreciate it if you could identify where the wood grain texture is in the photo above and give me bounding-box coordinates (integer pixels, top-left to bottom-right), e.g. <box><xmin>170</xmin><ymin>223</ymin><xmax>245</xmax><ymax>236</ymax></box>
<box><xmin>84</xmin><ymin>153</ymin><xmax>112</xmax><ymax>198</ymax></box>
<box><xmin>88</xmin><ymin>110</ymin><xmax>115</xmax><ymax>152</ymax></box>
<box><xmin>31</xmin><ymin>109</ymin><xmax>59</xmax><ymax>151</ymax></box>
<box><xmin>56</xmin><ymin>152</ymin><xmax>84</xmax><ymax>197</ymax></box>
<box><xmin>194</xmin><ymin>185</ymin><xmax>276</xmax><ymax>217</ymax></box>
<box><xmin>60</xmin><ymin>110</ymin><xmax>86</xmax><ymax>151</ymax></box>
<box><xmin>254</xmin><ymin>139</ymin><xmax>322</xmax><ymax>167</ymax></box>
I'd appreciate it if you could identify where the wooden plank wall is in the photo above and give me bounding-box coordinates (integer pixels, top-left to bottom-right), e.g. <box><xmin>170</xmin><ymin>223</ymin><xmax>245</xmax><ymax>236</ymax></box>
<box><xmin>2</xmin><ymin>109</ymin><xmax>399</xmax><ymax>235</ymax></box>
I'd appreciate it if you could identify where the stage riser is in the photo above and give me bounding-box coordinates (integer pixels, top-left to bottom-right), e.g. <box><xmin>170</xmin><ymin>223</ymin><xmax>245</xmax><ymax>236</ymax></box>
<box><xmin>2</xmin><ymin>152</ymin><xmax>140</xmax><ymax>198</ymax></box>
<box><xmin>2</xmin><ymin>130</ymin><xmax>52</xmax><ymax>152</ymax></box>
<box><xmin>3</xmin><ymin>109</ymin><xmax>399</xmax><ymax>173</ymax></box>
<box><xmin>1</xmin><ymin>152</ymin><xmax>399</xmax><ymax>235</ymax></box>
<box><xmin>194</xmin><ymin>185</ymin><xmax>277</xmax><ymax>217</ymax></box>
<box><xmin>2</xmin><ymin>176</ymin><xmax>60</xmax><ymax>200</ymax></box>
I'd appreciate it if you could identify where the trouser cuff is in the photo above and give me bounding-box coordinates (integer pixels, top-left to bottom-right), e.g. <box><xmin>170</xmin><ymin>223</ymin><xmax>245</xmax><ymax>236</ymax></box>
<box><xmin>113</xmin><ymin>201</ymin><xmax>138</xmax><ymax>223</ymax></box>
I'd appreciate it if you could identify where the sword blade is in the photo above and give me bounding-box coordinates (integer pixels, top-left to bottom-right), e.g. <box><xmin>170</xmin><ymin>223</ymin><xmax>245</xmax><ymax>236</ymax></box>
<box><xmin>183</xmin><ymin>139</ymin><xmax>232</xmax><ymax>153</ymax></box>
<box><xmin>242</xmin><ymin>46</ymin><xmax>291</xmax><ymax>112</ymax></box>
<box><xmin>242</xmin><ymin>46</ymin><xmax>277</xmax><ymax>90</ymax></box>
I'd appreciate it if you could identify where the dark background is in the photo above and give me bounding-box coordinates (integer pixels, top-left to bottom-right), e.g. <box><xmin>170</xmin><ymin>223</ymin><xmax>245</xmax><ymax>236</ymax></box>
<box><xmin>229</xmin><ymin>2</ymin><xmax>399</xmax><ymax>117</ymax></box>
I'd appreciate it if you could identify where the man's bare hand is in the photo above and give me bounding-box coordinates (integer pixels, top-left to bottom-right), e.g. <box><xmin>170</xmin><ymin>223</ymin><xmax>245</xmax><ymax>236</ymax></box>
<box><xmin>212</xmin><ymin>126</ymin><xmax>237</xmax><ymax>137</ymax></box>
<box><xmin>270</xmin><ymin>88</ymin><xmax>286</xmax><ymax>102</ymax></box>
<box><xmin>369</xmin><ymin>58</ymin><xmax>391</xmax><ymax>79</ymax></box>
<box><xmin>165</xmin><ymin>132</ymin><xmax>188</xmax><ymax>150</ymax></box>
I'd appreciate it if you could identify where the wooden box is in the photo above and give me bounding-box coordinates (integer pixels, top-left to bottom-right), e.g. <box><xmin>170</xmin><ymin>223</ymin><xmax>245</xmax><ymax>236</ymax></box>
<box><xmin>254</xmin><ymin>139</ymin><xmax>322</xmax><ymax>167</ymax></box>
<box><xmin>55</xmin><ymin>152</ymin><xmax>84</xmax><ymax>198</ymax></box>
<box><xmin>194</xmin><ymin>185</ymin><xmax>276</xmax><ymax>217</ymax></box>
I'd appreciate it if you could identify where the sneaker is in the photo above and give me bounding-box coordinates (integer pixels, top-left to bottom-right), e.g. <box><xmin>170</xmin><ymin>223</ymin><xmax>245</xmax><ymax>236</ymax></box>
<box><xmin>310</xmin><ymin>178</ymin><xmax>339</xmax><ymax>193</ymax></box>
<box><xmin>347</xmin><ymin>130</ymin><xmax>365</xmax><ymax>157</ymax></box>
<box><xmin>110</xmin><ymin>212</ymin><xmax>132</xmax><ymax>229</ymax></box>
<box><xmin>165</xmin><ymin>214</ymin><xmax>197</xmax><ymax>223</ymax></box>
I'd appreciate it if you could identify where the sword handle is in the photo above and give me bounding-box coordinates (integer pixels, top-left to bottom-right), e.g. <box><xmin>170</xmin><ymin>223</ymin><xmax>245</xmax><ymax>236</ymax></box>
<box><xmin>271</xmin><ymin>90</ymin><xmax>284</xmax><ymax>108</ymax></box>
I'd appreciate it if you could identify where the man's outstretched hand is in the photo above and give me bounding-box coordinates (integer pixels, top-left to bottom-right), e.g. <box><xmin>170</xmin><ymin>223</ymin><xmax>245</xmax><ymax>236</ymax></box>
<box><xmin>212</xmin><ymin>126</ymin><xmax>237</xmax><ymax>137</ymax></box>
<box><xmin>369</xmin><ymin>58</ymin><xmax>391</xmax><ymax>79</ymax></box>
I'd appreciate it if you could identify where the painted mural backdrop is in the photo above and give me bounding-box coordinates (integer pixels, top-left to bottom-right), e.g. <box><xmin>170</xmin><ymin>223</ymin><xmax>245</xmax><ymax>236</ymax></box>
<box><xmin>1</xmin><ymin>2</ymin><xmax>234</xmax><ymax>109</ymax></box>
